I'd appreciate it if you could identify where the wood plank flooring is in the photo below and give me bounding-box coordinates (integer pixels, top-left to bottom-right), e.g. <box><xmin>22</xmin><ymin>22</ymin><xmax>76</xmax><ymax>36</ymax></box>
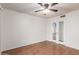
<box><xmin>2</xmin><ymin>41</ymin><xmax>79</xmax><ymax>55</ymax></box>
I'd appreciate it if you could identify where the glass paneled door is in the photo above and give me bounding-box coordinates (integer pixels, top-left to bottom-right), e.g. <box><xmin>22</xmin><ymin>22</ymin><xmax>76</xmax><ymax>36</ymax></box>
<box><xmin>53</xmin><ymin>23</ymin><xmax>56</xmax><ymax>40</ymax></box>
<box><xmin>52</xmin><ymin>21</ymin><xmax>64</xmax><ymax>42</ymax></box>
<box><xmin>59</xmin><ymin>21</ymin><xmax>64</xmax><ymax>42</ymax></box>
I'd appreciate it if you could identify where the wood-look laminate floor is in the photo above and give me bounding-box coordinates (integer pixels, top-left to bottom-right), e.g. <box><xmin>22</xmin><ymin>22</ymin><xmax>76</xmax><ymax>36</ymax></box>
<box><xmin>2</xmin><ymin>41</ymin><xmax>79</xmax><ymax>55</ymax></box>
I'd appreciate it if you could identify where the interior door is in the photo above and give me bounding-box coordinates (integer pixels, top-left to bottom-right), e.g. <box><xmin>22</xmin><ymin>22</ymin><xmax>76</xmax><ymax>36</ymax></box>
<box><xmin>0</xmin><ymin>6</ymin><xmax>1</xmax><ymax>55</ymax></box>
<box><xmin>0</xmin><ymin>5</ymin><xmax>2</xmax><ymax>55</ymax></box>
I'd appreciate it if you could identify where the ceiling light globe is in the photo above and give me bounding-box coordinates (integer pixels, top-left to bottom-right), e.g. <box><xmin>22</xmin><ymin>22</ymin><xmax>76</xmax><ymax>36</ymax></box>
<box><xmin>42</xmin><ymin>9</ymin><xmax>50</xmax><ymax>14</ymax></box>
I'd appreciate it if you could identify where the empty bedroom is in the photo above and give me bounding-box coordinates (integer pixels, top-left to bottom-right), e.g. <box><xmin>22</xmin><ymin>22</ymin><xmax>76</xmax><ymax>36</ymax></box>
<box><xmin>0</xmin><ymin>3</ymin><xmax>79</xmax><ymax>55</ymax></box>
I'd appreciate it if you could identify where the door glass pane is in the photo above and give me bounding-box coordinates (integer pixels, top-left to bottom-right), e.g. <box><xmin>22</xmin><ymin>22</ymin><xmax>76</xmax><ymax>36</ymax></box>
<box><xmin>59</xmin><ymin>21</ymin><xmax>64</xmax><ymax>42</ymax></box>
<box><xmin>53</xmin><ymin>23</ymin><xmax>56</xmax><ymax>40</ymax></box>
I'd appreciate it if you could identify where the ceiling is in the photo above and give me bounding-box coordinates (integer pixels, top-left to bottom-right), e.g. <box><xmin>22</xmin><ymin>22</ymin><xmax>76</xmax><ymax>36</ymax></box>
<box><xmin>1</xmin><ymin>3</ymin><xmax>79</xmax><ymax>19</ymax></box>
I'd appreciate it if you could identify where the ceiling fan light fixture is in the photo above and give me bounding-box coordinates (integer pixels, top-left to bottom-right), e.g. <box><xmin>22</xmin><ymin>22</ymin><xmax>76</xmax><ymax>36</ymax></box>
<box><xmin>42</xmin><ymin>9</ymin><xmax>50</xmax><ymax>14</ymax></box>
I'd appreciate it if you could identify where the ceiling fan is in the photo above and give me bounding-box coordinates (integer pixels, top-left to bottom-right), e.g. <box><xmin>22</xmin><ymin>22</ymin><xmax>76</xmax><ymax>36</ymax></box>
<box><xmin>35</xmin><ymin>3</ymin><xmax>58</xmax><ymax>14</ymax></box>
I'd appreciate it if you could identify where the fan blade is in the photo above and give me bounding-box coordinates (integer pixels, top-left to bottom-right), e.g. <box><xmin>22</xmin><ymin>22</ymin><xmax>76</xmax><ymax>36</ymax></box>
<box><xmin>38</xmin><ymin>3</ymin><xmax>43</xmax><ymax>6</ymax></box>
<box><xmin>44</xmin><ymin>3</ymin><xmax>49</xmax><ymax>9</ymax></box>
<box><xmin>51</xmin><ymin>3</ymin><xmax>58</xmax><ymax>7</ymax></box>
<box><xmin>35</xmin><ymin>9</ymin><xmax>44</xmax><ymax>12</ymax></box>
<box><xmin>49</xmin><ymin>9</ymin><xmax>58</xmax><ymax>12</ymax></box>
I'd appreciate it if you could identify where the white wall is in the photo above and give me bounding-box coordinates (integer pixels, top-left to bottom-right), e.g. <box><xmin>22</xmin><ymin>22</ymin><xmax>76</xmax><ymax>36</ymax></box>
<box><xmin>1</xmin><ymin>9</ymin><xmax>47</xmax><ymax>51</ymax></box>
<box><xmin>47</xmin><ymin>10</ymin><xmax>79</xmax><ymax>50</ymax></box>
<box><xmin>1</xmin><ymin>7</ymin><xmax>79</xmax><ymax>51</ymax></box>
